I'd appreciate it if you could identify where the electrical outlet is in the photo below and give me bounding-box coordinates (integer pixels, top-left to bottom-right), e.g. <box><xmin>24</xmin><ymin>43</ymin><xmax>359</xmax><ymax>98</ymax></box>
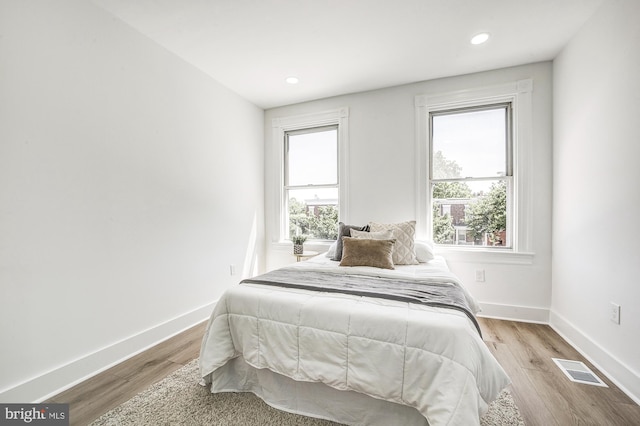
<box><xmin>475</xmin><ymin>269</ymin><xmax>485</xmax><ymax>282</ymax></box>
<box><xmin>610</xmin><ymin>302</ymin><xmax>621</xmax><ymax>324</ymax></box>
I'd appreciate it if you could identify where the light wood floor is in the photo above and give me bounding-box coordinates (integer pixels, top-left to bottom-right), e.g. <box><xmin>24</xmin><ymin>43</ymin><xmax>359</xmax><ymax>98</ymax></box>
<box><xmin>48</xmin><ymin>322</ymin><xmax>207</xmax><ymax>425</ymax></box>
<box><xmin>49</xmin><ymin>318</ymin><xmax>640</xmax><ymax>425</ymax></box>
<box><xmin>479</xmin><ymin>318</ymin><xmax>640</xmax><ymax>426</ymax></box>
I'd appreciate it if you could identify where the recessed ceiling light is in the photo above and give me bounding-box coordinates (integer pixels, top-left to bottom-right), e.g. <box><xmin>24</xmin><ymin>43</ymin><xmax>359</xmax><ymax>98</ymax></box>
<box><xmin>471</xmin><ymin>33</ymin><xmax>490</xmax><ymax>45</ymax></box>
<box><xmin>285</xmin><ymin>76</ymin><xmax>299</xmax><ymax>85</ymax></box>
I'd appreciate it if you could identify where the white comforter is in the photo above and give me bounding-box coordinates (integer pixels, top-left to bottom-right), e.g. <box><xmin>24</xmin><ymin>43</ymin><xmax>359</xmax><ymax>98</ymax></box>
<box><xmin>199</xmin><ymin>256</ymin><xmax>510</xmax><ymax>425</ymax></box>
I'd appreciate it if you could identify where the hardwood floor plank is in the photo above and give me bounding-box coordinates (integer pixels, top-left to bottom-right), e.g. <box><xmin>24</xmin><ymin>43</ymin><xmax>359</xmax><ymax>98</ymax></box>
<box><xmin>109</xmin><ymin>351</ymin><xmax>182</xmax><ymax>382</ymax></box>
<box><xmin>481</xmin><ymin>321</ymin><xmax>526</xmax><ymax>362</ymax></box>
<box><xmin>529</xmin><ymin>366</ymin><xmax>625</xmax><ymax>426</ymax></box>
<box><xmin>525</xmin><ymin>368</ymin><xmax>589</xmax><ymax>425</ymax></box>
<box><xmin>504</xmin><ymin>321</ymin><xmax>555</xmax><ymax>373</ymax></box>
<box><xmin>477</xmin><ymin>317</ymin><xmax>504</xmax><ymax>343</ymax></box>
<box><xmin>485</xmin><ymin>340</ymin><xmax>557</xmax><ymax>426</ymax></box>
<box><xmin>612</xmin><ymin>401</ymin><xmax>640</xmax><ymax>425</ymax></box>
<box><xmin>47</xmin><ymin>322</ymin><xmax>207</xmax><ymax>425</ymax></box>
<box><xmin>166</xmin><ymin>322</ymin><xmax>207</xmax><ymax>365</ymax></box>
<box><xmin>49</xmin><ymin>372</ymin><xmax>132</xmax><ymax>426</ymax></box>
<box><xmin>478</xmin><ymin>318</ymin><xmax>640</xmax><ymax>426</ymax></box>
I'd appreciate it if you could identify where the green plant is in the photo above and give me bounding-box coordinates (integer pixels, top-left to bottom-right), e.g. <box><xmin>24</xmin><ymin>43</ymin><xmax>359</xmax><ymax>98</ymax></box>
<box><xmin>292</xmin><ymin>235</ymin><xmax>307</xmax><ymax>245</ymax></box>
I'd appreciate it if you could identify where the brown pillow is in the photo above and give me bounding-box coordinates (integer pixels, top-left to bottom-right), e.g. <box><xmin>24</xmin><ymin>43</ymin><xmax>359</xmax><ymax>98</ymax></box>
<box><xmin>339</xmin><ymin>237</ymin><xmax>396</xmax><ymax>270</ymax></box>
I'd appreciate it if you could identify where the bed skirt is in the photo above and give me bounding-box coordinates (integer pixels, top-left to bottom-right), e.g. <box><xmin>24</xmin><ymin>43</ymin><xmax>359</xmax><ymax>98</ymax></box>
<box><xmin>206</xmin><ymin>356</ymin><xmax>429</xmax><ymax>426</ymax></box>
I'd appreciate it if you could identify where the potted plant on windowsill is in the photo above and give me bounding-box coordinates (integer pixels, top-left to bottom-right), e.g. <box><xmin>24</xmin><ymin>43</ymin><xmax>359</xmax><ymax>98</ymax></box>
<box><xmin>292</xmin><ymin>235</ymin><xmax>307</xmax><ymax>255</ymax></box>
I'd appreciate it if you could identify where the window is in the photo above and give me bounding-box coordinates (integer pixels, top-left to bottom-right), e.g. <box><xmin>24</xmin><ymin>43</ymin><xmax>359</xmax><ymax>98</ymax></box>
<box><xmin>271</xmin><ymin>107</ymin><xmax>349</xmax><ymax>244</ymax></box>
<box><xmin>285</xmin><ymin>125</ymin><xmax>339</xmax><ymax>240</ymax></box>
<box><xmin>430</xmin><ymin>104</ymin><xmax>512</xmax><ymax>248</ymax></box>
<box><xmin>414</xmin><ymin>79</ymin><xmax>534</xmax><ymax>259</ymax></box>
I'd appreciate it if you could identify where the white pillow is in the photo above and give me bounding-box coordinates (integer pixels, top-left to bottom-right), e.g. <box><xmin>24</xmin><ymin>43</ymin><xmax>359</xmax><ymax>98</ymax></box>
<box><xmin>350</xmin><ymin>229</ymin><xmax>394</xmax><ymax>240</ymax></box>
<box><xmin>414</xmin><ymin>240</ymin><xmax>435</xmax><ymax>263</ymax></box>
<box><xmin>369</xmin><ymin>221</ymin><xmax>419</xmax><ymax>265</ymax></box>
<box><xmin>326</xmin><ymin>241</ymin><xmax>338</xmax><ymax>258</ymax></box>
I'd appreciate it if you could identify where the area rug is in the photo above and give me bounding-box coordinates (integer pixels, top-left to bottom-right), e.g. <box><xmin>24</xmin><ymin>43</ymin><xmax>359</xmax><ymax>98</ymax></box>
<box><xmin>90</xmin><ymin>359</ymin><xmax>524</xmax><ymax>425</ymax></box>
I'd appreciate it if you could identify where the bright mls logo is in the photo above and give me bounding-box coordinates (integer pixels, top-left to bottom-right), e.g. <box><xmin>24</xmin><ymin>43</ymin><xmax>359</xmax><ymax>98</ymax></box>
<box><xmin>0</xmin><ymin>404</ymin><xmax>68</xmax><ymax>425</ymax></box>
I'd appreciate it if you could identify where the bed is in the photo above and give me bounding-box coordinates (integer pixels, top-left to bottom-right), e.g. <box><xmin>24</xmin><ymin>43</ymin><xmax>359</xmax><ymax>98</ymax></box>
<box><xmin>199</xmin><ymin>222</ymin><xmax>510</xmax><ymax>425</ymax></box>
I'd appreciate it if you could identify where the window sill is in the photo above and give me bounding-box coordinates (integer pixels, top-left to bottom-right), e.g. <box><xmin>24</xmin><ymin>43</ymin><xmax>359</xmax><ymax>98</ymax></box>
<box><xmin>271</xmin><ymin>240</ymin><xmax>334</xmax><ymax>253</ymax></box>
<box><xmin>435</xmin><ymin>246</ymin><xmax>535</xmax><ymax>265</ymax></box>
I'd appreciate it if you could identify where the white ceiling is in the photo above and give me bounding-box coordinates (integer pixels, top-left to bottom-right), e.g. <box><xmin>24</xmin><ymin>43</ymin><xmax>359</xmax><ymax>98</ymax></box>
<box><xmin>92</xmin><ymin>0</ymin><xmax>604</xmax><ymax>109</ymax></box>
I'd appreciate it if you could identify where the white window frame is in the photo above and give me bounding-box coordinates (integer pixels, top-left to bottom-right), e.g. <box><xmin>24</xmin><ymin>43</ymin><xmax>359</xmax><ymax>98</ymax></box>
<box><xmin>272</xmin><ymin>107</ymin><xmax>349</xmax><ymax>243</ymax></box>
<box><xmin>415</xmin><ymin>80</ymin><xmax>534</xmax><ymax>264</ymax></box>
<box><xmin>284</xmin><ymin>124</ymin><xmax>339</xmax><ymax>240</ymax></box>
<box><xmin>430</xmin><ymin>102</ymin><xmax>513</xmax><ymax>248</ymax></box>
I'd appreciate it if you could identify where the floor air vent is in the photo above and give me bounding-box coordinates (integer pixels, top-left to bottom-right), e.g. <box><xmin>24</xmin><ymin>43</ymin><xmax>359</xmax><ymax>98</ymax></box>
<box><xmin>552</xmin><ymin>358</ymin><xmax>608</xmax><ymax>387</ymax></box>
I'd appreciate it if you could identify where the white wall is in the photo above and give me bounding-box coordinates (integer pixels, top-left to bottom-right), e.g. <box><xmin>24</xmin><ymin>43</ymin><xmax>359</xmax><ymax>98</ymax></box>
<box><xmin>265</xmin><ymin>62</ymin><xmax>553</xmax><ymax>322</ymax></box>
<box><xmin>552</xmin><ymin>0</ymin><xmax>640</xmax><ymax>402</ymax></box>
<box><xmin>0</xmin><ymin>0</ymin><xmax>264</xmax><ymax>402</ymax></box>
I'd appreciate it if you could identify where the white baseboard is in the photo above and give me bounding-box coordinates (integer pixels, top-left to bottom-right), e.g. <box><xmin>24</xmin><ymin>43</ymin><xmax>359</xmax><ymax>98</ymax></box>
<box><xmin>549</xmin><ymin>310</ymin><xmax>640</xmax><ymax>405</ymax></box>
<box><xmin>0</xmin><ymin>301</ymin><xmax>216</xmax><ymax>403</ymax></box>
<box><xmin>477</xmin><ymin>302</ymin><xmax>549</xmax><ymax>323</ymax></box>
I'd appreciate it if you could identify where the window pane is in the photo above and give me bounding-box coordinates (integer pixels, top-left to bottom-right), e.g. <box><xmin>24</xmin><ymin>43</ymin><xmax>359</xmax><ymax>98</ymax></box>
<box><xmin>432</xmin><ymin>179</ymin><xmax>508</xmax><ymax>247</ymax></box>
<box><xmin>432</xmin><ymin>107</ymin><xmax>507</xmax><ymax>179</ymax></box>
<box><xmin>287</xmin><ymin>187</ymin><xmax>338</xmax><ymax>240</ymax></box>
<box><xmin>287</xmin><ymin>128</ymin><xmax>337</xmax><ymax>186</ymax></box>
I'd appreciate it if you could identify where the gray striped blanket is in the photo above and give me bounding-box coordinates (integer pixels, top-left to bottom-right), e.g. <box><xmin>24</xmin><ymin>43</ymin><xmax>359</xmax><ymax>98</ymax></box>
<box><xmin>241</xmin><ymin>269</ymin><xmax>481</xmax><ymax>336</ymax></box>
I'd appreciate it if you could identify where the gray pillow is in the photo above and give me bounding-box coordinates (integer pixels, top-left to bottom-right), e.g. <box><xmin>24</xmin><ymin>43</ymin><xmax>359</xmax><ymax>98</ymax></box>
<box><xmin>331</xmin><ymin>222</ymin><xmax>370</xmax><ymax>261</ymax></box>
